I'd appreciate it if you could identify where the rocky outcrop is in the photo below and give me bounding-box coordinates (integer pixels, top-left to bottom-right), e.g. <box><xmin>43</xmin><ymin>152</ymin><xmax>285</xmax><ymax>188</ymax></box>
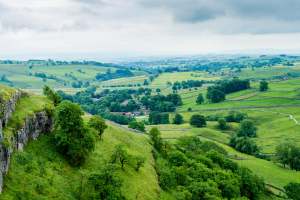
<box><xmin>0</xmin><ymin>91</ymin><xmax>55</xmax><ymax>193</ymax></box>
<box><xmin>0</xmin><ymin>90</ymin><xmax>25</xmax><ymax>128</ymax></box>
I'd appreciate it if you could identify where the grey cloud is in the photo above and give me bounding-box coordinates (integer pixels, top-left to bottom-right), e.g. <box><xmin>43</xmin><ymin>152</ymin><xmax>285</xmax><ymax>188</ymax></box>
<box><xmin>139</xmin><ymin>0</ymin><xmax>300</xmax><ymax>23</ymax></box>
<box><xmin>72</xmin><ymin>0</ymin><xmax>105</xmax><ymax>5</ymax></box>
<box><xmin>0</xmin><ymin>2</ymin><xmax>93</xmax><ymax>32</ymax></box>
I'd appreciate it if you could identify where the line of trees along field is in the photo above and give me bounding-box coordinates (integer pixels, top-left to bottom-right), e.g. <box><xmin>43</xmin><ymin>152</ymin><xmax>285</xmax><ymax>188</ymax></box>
<box><xmin>206</xmin><ymin>79</ymin><xmax>250</xmax><ymax>103</ymax></box>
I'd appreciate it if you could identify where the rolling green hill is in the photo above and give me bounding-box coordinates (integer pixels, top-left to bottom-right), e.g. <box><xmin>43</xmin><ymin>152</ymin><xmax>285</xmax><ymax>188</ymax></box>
<box><xmin>0</xmin><ymin>61</ymin><xmax>147</xmax><ymax>90</ymax></box>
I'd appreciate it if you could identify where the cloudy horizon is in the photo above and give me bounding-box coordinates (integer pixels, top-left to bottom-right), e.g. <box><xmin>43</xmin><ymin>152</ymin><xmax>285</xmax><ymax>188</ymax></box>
<box><xmin>1</xmin><ymin>0</ymin><xmax>300</xmax><ymax>56</ymax></box>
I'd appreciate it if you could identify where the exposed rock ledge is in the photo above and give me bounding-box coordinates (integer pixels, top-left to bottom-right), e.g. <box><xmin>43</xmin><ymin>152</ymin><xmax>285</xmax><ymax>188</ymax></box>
<box><xmin>0</xmin><ymin>91</ymin><xmax>55</xmax><ymax>193</ymax></box>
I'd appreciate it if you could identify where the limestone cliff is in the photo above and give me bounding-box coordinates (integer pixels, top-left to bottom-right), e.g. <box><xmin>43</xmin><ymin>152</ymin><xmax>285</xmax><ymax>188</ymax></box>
<box><xmin>0</xmin><ymin>90</ymin><xmax>55</xmax><ymax>193</ymax></box>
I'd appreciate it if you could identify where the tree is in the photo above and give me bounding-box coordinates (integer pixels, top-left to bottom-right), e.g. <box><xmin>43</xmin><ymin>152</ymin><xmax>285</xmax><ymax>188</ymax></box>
<box><xmin>88</xmin><ymin>115</ymin><xmax>108</xmax><ymax>140</ymax></box>
<box><xmin>132</xmin><ymin>155</ymin><xmax>146</xmax><ymax>171</ymax></box>
<box><xmin>88</xmin><ymin>164</ymin><xmax>126</xmax><ymax>199</ymax></box>
<box><xmin>156</xmin><ymin>88</ymin><xmax>161</xmax><ymax>92</ymax></box>
<box><xmin>161</xmin><ymin>114</ymin><xmax>170</xmax><ymax>124</ymax></box>
<box><xmin>173</xmin><ymin>113</ymin><xmax>184</xmax><ymax>125</ymax></box>
<box><xmin>172</xmin><ymin>85</ymin><xmax>177</xmax><ymax>90</ymax></box>
<box><xmin>196</xmin><ymin>93</ymin><xmax>204</xmax><ymax>104</ymax></box>
<box><xmin>167</xmin><ymin>151</ymin><xmax>188</xmax><ymax>166</ymax></box>
<box><xmin>285</xmin><ymin>182</ymin><xmax>300</xmax><ymax>200</ymax></box>
<box><xmin>43</xmin><ymin>85</ymin><xmax>62</xmax><ymax>106</ymax></box>
<box><xmin>218</xmin><ymin>118</ymin><xmax>226</xmax><ymax>130</ymax></box>
<box><xmin>210</xmin><ymin>89</ymin><xmax>225</xmax><ymax>103</ymax></box>
<box><xmin>166</xmin><ymin>81</ymin><xmax>172</xmax><ymax>86</ymax></box>
<box><xmin>237</xmin><ymin>119</ymin><xmax>258</xmax><ymax>137</ymax></box>
<box><xmin>260</xmin><ymin>81</ymin><xmax>268</xmax><ymax>92</ymax></box>
<box><xmin>55</xmin><ymin>100</ymin><xmax>95</xmax><ymax>165</ymax></box>
<box><xmin>128</xmin><ymin>121</ymin><xmax>145</xmax><ymax>132</ymax></box>
<box><xmin>189</xmin><ymin>114</ymin><xmax>206</xmax><ymax>127</ymax></box>
<box><xmin>143</xmin><ymin>79</ymin><xmax>149</xmax><ymax>85</ymax></box>
<box><xmin>149</xmin><ymin>127</ymin><xmax>161</xmax><ymax>143</ymax></box>
<box><xmin>119</xmin><ymin>147</ymin><xmax>130</xmax><ymax>170</ymax></box>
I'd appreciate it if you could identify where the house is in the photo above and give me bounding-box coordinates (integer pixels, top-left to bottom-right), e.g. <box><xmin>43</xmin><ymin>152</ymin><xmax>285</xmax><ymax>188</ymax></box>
<box><xmin>140</xmin><ymin>105</ymin><xmax>146</xmax><ymax>109</ymax></box>
<box><xmin>121</xmin><ymin>100</ymin><xmax>130</xmax><ymax>106</ymax></box>
<box><xmin>92</xmin><ymin>98</ymin><xmax>99</xmax><ymax>101</ymax></box>
<box><xmin>110</xmin><ymin>112</ymin><xmax>125</xmax><ymax>115</ymax></box>
<box><xmin>125</xmin><ymin>113</ymin><xmax>132</xmax><ymax>117</ymax></box>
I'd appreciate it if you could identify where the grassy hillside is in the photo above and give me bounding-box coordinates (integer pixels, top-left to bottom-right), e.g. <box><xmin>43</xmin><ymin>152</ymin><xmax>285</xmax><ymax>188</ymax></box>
<box><xmin>0</xmin><ymin>61</ymin><xmax>147</xmax><ymax>90</ymax></box>
<box><xmin>1</xmin><ymin>115</ymin><xmax>161</xmax><ymax>199</ymax></box>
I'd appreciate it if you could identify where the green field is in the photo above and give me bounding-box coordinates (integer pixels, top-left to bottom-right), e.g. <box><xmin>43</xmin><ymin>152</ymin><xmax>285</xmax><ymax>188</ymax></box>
<box><xmin>152</xmin><ymin>72</ymin><xmax>222</xmax><ymax>86</ymax></box>
<box><xmin>175</xmin><ymin>107</ymin><xmax>300</xmax><ymax>153</ymax></box>
<box><xmin>180</xmin><ymin>97</ymin><xmax>300</xmax><ymax>111</ymax></box>
<box><xmin>226</xmin><ymin>88</ymin><xmax>258</xmax><ymax>99</ymax></box>
<box><xmin>246</xmin><ymin>91</ymin><xmax>300</xmax><ymax>100</ymax></box>
<box><xmin>0</xmin><ymin>61</ymin><xmax>147</xmax><ymax>90</ymax></box>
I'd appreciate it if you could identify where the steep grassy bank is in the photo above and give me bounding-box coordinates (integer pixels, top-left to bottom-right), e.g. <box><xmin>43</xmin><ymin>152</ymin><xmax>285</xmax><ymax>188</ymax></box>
<box><xmin>1</xmin><ymin>116</ymin><xmax>160</xmax><ymax>199</ymax></box>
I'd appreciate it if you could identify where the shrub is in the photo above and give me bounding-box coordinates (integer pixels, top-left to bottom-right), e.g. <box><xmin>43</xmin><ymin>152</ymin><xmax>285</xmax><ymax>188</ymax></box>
<box><xmin>189</xmin><ymin>114</ymin><xmax>206</xmax><ymax>127</ymax></box>
<box><xmin>218</xmin><ymin>118</ymin><xmax>226</xmax><ymax>130</ymax></box>
<box><xmin>128</xmin><ymin>121</ymin><xmax>146</xmax><ymax>132</ymax></box>
<box><xmin>260</xmin><ymin>81</ymin><xmax>268</xmax><ymax>91</ymax></box>
<box><xmin>237</xmin><ymin>119</ymin><xmax>258</xmax><ymax>137</ymax></box>
<box><xmin>173</xmin><ymin>113</ymin><xmax>184</xmax><ymax>125</ymax></box>
<box><xmin>284</xmin><ymin>181</ymin><xmax>300</xmax><ymax>200</ymax></box>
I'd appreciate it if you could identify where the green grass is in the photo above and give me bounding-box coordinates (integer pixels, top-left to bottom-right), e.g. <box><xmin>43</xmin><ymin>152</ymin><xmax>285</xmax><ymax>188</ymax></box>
<box><xmin>180</xmin><ymin>97</ymin><xmax>300</xmax><ymax>111</ymax></box>
<box><xmin>246</xmin><ymin>91</ymin><xmax>300</xmax><ymax>100</ymax></box>
<box><xmin>236</xmin><ymin>67</ymin><xmax>299</xmax><ymax>80</ymax></box>
<box><xmin>281</xmin><ymin>79</ymin><xmax>300</xmax><ymax>84</ymax></box>
<box><xmin>152</xmin><ymin>72</ymin><xmax>222</xmax><ymax>86</ymax></box>
<box><xmin>0</xmin><ymin>86</ymin><xmax>22</xmax><ymax>100</ymax></box>
<box><xmin>2</xmin><ymin>116</ymin><xmax>161</xmax><ymax>199</ymax></box>
<box><xmin>225</xmin><ymin>88</ymin><xmax>258</xmax><ymax>99</ymax></box>
<box><xmin>267</xmin><ymin>83</ymin><xmax>300</xmax><ymax>91</ymax></box>
<box><xmin>229</xmin><ymin>91</ymin><xmax>261</xmax><ymax>100</ymax></box>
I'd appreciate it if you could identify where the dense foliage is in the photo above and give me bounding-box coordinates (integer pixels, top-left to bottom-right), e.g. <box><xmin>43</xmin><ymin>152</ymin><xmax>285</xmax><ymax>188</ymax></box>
<box><xmin>43</xmin><ymin>85</ymin><xmax>62</xmax><ymax>106</ymax></box>
<box><xmin>260</xmin><ymin>81</ymin><xmax>268</xmax><ymax>92</ymax></box>
<box><xmin>284</xmin><ymin>181</ymin><xmax>300</xmax><ymax>200</ymax></box>
<box><xmin>189</xmin><ymin>114</ymin><xmax>206</xmax><ymax>127</ymax></box>
<box><xmin>151</xmin><ymin>133</ymin><xmax>266</xmax><ymax>200</ymax></box>
<box><xmin>95</xmin><ymin>68</ymin><xmax>134</xmax><ymax>81</ymax></box>
<box><xmin>128</xmin><ymin>121</ymin><xmax>146</xmax><ymax>132</ymax></box>
<box><xmin>173</xmin><ymin>113</ymin><xmax>184</xmax><ymax>125</ymax></box>
<box><xmin>148</xmin><ymin>111</ymin><xmax>170</xmax><ymax>125</ymax></box>
<box><xmin>55</xmin><ymin>100</ymin><xmax>96</xmax><ymax>165</ymax></box>
<box><xmin>141</xmin><ymin>93</ymin><xmax>182</xmax><ymax>112</ymax></box>
<box><xmin>206</xmin><ymin>79</ymin><xmax>250</xmax><ymax>103</ymax></box>
<box><xmin>276</xmin><ymin>142</ymin><xmax>300</xmax><ymax>171</ymax></box>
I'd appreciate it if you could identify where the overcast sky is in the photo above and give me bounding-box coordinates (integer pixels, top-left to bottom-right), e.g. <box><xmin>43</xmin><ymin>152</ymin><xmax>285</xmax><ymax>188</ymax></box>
<box><xmin>1</xmin><ymin>0</ymin><xmax>300</xmax><ymax>56</ymax></box>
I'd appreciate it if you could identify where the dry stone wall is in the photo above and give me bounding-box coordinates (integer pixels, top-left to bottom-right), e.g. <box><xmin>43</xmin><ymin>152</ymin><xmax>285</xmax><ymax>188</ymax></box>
<box><xmin>0</xmin><ymin>91</ymin><xmax>55</xmax><ymax>193</ymax></box>
<box><xmin>104</xmin><ymin>119</ymin><xmax>149</xmax><ymax>135</ymax></box>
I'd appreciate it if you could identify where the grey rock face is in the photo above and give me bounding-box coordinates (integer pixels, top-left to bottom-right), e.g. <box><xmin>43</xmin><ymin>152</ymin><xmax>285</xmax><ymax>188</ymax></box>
<box><xmin>0</xmin><ymin>91</ymin><xmax>55</xmax><ymax>193</ymax></box>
